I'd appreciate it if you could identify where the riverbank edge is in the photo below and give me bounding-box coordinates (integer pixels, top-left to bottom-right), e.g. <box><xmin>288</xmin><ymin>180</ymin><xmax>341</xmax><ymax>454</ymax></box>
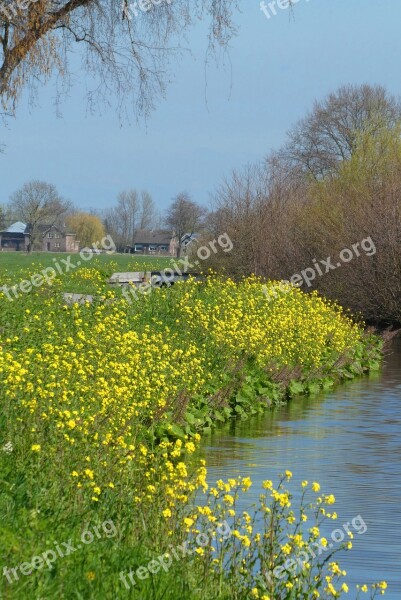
<box><xmin>154</xmin><ymin>329</ymin><xmax>386</xmax><ymax>442</ymax></box>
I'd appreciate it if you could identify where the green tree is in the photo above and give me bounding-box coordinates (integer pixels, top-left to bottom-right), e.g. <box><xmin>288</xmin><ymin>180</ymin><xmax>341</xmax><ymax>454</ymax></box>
<box><xmin>165</xmin><ymin>192</ymin><xmax>206</xmax><ymax>257</ymax></box>
<box><xmin>281</xmin><ymin>84</ymin><xmax>401</xmax><ymax>180</ymax></box>
<box><xmin>66</xmin><ymin>212</ymin><xmax>105</xmax><ymax>248</ymax></box>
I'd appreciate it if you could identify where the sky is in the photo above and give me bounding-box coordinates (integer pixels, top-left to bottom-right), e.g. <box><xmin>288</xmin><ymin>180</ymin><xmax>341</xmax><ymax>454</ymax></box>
<box><xmin>1</xmin><ymin>0</ymin><xmax>401</xmax><ymax>214</ymax></box>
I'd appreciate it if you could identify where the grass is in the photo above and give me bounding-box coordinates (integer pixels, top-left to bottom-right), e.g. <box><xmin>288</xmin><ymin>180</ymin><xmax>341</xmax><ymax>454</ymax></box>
<box><xmin>0</xmin><ymin>251</ymin><xmax>173</xmax><ymax>295</ymax></box>
<box><xmin>0</xmin><ymin>251</ymin><xmax>171</xmax><ymax>274</ymax></box>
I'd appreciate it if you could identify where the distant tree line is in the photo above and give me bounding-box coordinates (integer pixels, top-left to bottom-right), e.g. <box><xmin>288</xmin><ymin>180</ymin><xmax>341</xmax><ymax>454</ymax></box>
<box><xmin>2</xmin><ymin>182</ymin><xmax>208</xmax><ymax>256</ymax></box>
<box><xmin>102</xmin><ymin>189</ymin><xmax>206</xmax><ymax>254</ymax></box>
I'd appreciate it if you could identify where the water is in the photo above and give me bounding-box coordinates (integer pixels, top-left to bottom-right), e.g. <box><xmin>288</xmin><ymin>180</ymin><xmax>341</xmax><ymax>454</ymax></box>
<box><xmin>201</xmin><ymin>339</ymin><xmax>401</xmax><ymax>598</ymax></box>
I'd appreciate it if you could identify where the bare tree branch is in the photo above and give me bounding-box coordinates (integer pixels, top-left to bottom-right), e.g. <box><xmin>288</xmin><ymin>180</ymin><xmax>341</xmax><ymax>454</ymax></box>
<box><xmin>0</xmin><ymin>0</ymin><xmax>239</xmax><ymax>117</ymax></box>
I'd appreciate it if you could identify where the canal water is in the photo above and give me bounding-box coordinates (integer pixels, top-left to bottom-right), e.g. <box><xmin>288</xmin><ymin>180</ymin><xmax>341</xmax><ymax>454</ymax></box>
<box><xmin>201</xmin><ymin>339</ymin><xmax>401</xmax><ymax>598</ymax></box>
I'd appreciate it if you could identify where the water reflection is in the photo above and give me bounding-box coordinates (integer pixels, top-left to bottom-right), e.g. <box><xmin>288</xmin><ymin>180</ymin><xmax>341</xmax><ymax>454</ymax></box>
<box><xmin>201</xmin><ymin>340</ymin><xmax>401</xmax><ymax>598</ymax></box>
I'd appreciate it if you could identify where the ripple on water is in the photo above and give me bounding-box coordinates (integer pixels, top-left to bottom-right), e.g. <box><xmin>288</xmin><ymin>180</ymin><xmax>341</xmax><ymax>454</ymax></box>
<box><xmin>202</xmin><ymin>340</ymin><xmax>401</xmax><ymax>599</ymax></box>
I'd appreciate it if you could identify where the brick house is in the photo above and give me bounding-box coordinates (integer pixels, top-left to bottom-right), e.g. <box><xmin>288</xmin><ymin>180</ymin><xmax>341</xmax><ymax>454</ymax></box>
<box><xmin>27</xmin><ymin>224</ymin><xmax>80</xmax><ymax>252</ymax></box>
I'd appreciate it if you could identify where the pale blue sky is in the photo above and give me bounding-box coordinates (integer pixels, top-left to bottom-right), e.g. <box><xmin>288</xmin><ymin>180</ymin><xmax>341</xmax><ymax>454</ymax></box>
<box><xmin>1</xmin><ymin>0</ymin><xmax>400</xmax><ymax>213</ymax></box>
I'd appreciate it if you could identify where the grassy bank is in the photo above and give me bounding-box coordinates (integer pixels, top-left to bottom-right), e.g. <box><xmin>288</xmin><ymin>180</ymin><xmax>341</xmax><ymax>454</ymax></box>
<box><xmin>0</xmin><ymin>264</ymin><xmax>385</xmax><ymax>599</ymax></box>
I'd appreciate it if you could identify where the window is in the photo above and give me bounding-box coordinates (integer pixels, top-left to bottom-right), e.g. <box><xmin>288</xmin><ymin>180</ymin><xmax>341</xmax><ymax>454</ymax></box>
<box><xmin>54</xmin><ymin>242</ymin><xmax>60</xmax><ymax>248</ymax></box>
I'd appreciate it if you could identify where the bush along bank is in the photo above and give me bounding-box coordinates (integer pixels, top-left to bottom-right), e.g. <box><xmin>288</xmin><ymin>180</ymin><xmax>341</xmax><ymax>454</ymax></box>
<box><xmin>0</xmin><ymin>274</ymin><xmax>385</xmax><ymax>599</ymax></box>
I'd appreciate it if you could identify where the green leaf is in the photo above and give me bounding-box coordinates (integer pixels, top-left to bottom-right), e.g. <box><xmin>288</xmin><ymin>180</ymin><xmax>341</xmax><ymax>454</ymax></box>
<box><xmin>288</xmin><ymin>380</ymin><xmax>304</xmax><ymax>396</ymax></box>
<box><xmin>307</xmin><ymin>382</ymin><xmax>321</xmax><ymax>395</ymax></box>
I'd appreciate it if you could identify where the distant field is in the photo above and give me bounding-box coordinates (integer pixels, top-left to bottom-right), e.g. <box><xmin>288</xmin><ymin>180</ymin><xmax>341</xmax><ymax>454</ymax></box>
<box><xmin>0</xmin><ymin>251</ymin><xmax>173</xmax><ymax>294</ymax></box>
<box><xmin>0</xmin><ymin>251</ymin><xmax>172</xmax><ymax>273</ymax></box>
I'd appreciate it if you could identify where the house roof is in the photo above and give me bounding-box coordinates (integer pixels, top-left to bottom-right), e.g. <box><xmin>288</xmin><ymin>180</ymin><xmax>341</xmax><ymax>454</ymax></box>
<box><xmin>25</xmin><ymin>224</ymin><xmax>76</xmax><ymax>236</ymax></box>
<box><xmin>181</xmin><ymin>233</ymin><xmax>198</xmax><ymax>245</ymax></box>
<box><xmin>133</xmin><ymin>230</ymin><xmax>175</xmax><ymax>245</ymax></box>
<box><xmin>0</xmin><ymin>221</ymin><xmax>27</xmax><ymax>234</ymax></box>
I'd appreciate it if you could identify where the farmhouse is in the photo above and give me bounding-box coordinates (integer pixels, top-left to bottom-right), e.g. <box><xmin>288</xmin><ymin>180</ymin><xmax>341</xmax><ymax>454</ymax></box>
<box><xmin>0</xmin><ymin>222</ymin><xmax>80</xmax><ymax>252</ymax></box>
<box><xmin>28</xmin><ymin>224</ymin><xmax>80</xmax><ymax>253</ymax></box>
<box><xmin>126</xmin><ymin>230</ymin><xmax>178</xmax><ymax>256</ymax></box>
<box><xmin>0</xmin><ymin>222</ymin><xmax>27</xmax><ymax>251</ymax></box>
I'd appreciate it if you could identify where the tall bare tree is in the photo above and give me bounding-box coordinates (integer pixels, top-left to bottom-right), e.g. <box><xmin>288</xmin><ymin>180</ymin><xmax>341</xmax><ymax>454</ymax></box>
<box><xmin>104</xmin><ymin>189</ymin><xmax>139</xmax><ymax>249</ymax></box>
<box><xmin>9</xmin><ymin>180</ymin><xmax>71</xmax><ymax>252</ymax></box>
<box><xmin>104</xmin><ymin>188</ymin><xmax>158</xmax><ymax>250</ymax></box>
<box><xmin>0</xmin><ymin>203</ymin><xmax>5</xmax><ymax>229</ymax></box>
<box><xmin>281</xmin><ymin>84</ymin><xmax>401</xmax><ymax>179</ymax></box>
<box><xmin>0</xmin><ymin>1</ymin><xmax>238</xmax><ymax>116</ymax></box>
<box><xmin>166</xmin><ymin>192</ymin><xmax>206</xmax><ymax>257</ymax></box>
<box><xmin>139</xmin><ymin>190</ymin><xmax>157</xmax><ymax>229</ymax></box>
